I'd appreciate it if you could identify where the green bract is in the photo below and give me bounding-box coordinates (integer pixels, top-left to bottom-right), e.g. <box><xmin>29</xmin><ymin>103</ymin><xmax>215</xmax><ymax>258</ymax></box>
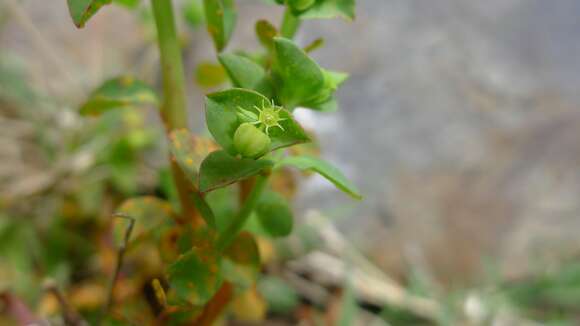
<box><xmin>272</xmin><ymin>37</ymin><xmax>348</xmax><ymax>111</ymax></box>
<box><xmin>205</xmin><ymin>88</ymin><xmax>310</xmax><ymax>157</ymax></box>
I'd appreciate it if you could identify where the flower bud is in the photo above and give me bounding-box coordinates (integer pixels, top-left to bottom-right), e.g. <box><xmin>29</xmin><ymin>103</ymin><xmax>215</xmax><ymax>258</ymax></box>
<box><xmin>234</xmin><ymin>123</ymin><xmax>271</xmax><ymax>158</ymax></box>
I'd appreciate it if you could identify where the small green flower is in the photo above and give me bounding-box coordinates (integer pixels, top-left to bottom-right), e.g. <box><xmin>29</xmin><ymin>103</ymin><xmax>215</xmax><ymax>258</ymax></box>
<box><xmin>236</xmin><ymin>99</ymin><xmax>287</xmax><ymax>135</ymax></box>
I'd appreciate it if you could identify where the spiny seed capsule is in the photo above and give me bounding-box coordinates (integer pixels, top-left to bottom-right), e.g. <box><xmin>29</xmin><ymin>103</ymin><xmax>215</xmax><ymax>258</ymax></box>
<box><xmin>234</xmin><ymin>123</ymin><xmax>271</xmax><ymax>158</ymax></box>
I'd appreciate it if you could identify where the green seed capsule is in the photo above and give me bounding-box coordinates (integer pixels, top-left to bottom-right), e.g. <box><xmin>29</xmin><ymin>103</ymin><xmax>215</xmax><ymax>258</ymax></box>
<box><xmin>234</xmin><ymin>123</ymin><xmax>271</xmax><ymax>158</ymax></box>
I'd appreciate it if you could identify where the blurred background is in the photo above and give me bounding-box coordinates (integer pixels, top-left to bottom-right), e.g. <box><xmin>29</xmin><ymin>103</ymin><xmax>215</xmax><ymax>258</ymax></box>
<box><xmin>2</xmin><ymin>0</ymin><xmax>580</xmax><ymax>324</ymax></box>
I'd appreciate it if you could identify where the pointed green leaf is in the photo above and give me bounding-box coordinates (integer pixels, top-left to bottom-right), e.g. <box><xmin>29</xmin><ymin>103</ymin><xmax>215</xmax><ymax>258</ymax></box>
<box><xmin>218</xmin><ymin>53</ymin><xmax>273</xmax><ymax>97</ymax></box>
<box><xmin>79</xmin><ymin>76</ymin><xmax>158</xmax><ymax>116</ymax></box>
<box><xmin>113</xmin><ymin>196</ymin><xmax>174</xmax><ymax>246</ymax></box>
<box><xmin>255</xmin><ymin>191</ymin><xmax>293</xmax><ymax>237</ymax></box>
<box><xmin>167</xmin><ymin>246</ymin><xmax>222</xmax><ymax>306</ymax></box>
<box><xmin>67</xmin><ymin>0</ymin><xmax>112</xmax><ymax>28</ymax></box>
<box><xmin>275</xmin><ymin>156</ymin><xmax>362</xmax><ymax>199</ymax></box>
<box><xmin>203</xmin><ymin>0</ymin><xmax>237</xmax><ymax>52</ymax></box>
<box><xmin>198</xmin><ymin>150</ymin><xmax>273</xmax><ymax>192</ymax></box>
<box><xmin>255</xmin><ymin>19</ymin><xmax>278</xmax><ymax>49</ymax></box>
<box><xmin>205</xmin><ymin>88</ymin><xmax>310</xmax><ymax>156</ymax></box>
<box><xmin>221</xmin><ymin>232</ymin><xmax>260</xmax><ymax>289</ymax></box>
<box><xmin>298</xmin><ymin>0</ymin><xmax>355</xmax><ymax>21</ymax></box>
<box><xmin>304</xmin><ymin>37</ymin><xmax>325</xmax><ymax>53</ymax></box>
<box><xmin>272</xmin><ymin>37</ymin><xmax>325</xmax><ymax>109</ymax></box>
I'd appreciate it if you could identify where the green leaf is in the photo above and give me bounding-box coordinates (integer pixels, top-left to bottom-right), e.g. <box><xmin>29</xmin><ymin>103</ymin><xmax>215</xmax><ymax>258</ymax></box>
<box><xmin>195</xmin><ymin>62</ymin><xmax>227</xmax><ymax>88</ymax></box>
<box><xmin>221</xmin><ymin>232</ymin><xmax>260</xmax><ymax>289</ymax></box>
<box><xmin>113</xmin><ymin>0</ymin><xmax>140</xmax><ymax>9</ymax></box>
<box><xmin>255</xmin><ymin>20</ymin><xmax>278</xmax><ymax>49</ymax></box>
<box><xmin>272</xmin><ymin>37</ymin><xmax>325</xmax><ymax>109</ymax></box>
<box><xmin>258</xmin><ymin>276</ymin><xmax>299</xmax><ymax>314</ymax></box>
<box><xmin>275</xmin><ymin>156</ymin><xmax>362</xmax><ymax>199</ymax></box>
<box><xmin>183</xmin><ymin>0</ymin><xmax>205</xmax><ymax>28</ymax></box>
<box><xmin>255</xmin><ymin>191</ymin><xmax>293</xmax><ymax>237</ymax></box>
<box><xmin>198</xmin><ymin>150</ymin><xmax>273</xmax><ymax>192</ymax></box>
<box><xmin>67</xmin><ymin>0</ymin><xmax>112</xmax><ymax>28</ymax></box>
<box><xmin>113</xmin><ymin>196</ymin><xmax>174</xmax><ymax>246</ymax></box>
<box><xmin>298</xmin><ymin>0</ymin><xmax>355</xmax><ymax>21</ymax></box>
<box><xmin>304</xmin><ymin>37</ymin><xmax>325</xmax><ymax>53</ymax></box>
<box><xmin>288</xmin><ymin>0</ymin><xmax>316</xmax><ymax>12</ymax></box>
<box><xmin>218</xmin><ymin>53</ymin><xmax>273</xmax><ymax>97</ymax></box>
<box><xmin>305</xmin><ymin>69</ymin><xmax>348</xmax><ymax>110</ymax></box>
<box><xmin>205</xmin><ymin>88</ymin><xmax>310</xmax><ymax>156</ymax></box>
<box><xmin>79</xmin><ymin>76</ymin><xmax>158</xmax><ymax>116</ymax></box>
<box><xmin>203</xmin><ymin>0</ymin><xmax>237</xmax><ymax>52</ymax></box>
<box><xmin>206</xmin><ymin>186</ymin><xmax>238</xmax><ymax>232</ymax></box>
<box><xmin>311</xmin><ymin>96</ymin><xmax>338</xmax><ymax>112</ymax></box>
<box><xmin>169</xmin><ymin>129</ymin><xmax>217</xmax><ymax>182</ymax></box>
<box><xmin>167</xmin><ymin>246</ymin><xmax>222</xmax><ymax>306</ymax></box>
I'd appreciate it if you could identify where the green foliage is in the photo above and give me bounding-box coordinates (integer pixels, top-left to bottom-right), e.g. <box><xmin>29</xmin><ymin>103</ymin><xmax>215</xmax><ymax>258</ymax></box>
<box><xmin>298</xmin><ymin>0</ymin><xmax>355</xmax><ymax>20</ymax></box>
<box><xmin>255</xmin><ymin>191</ymin><xmax>294</xmax><ymax>237</ymax></box>
<box><xmin>272</xmin><ymin>37</ymin><xmax>347</xmax><ymax>110</ymax></box>
<box><xmin>183</xmin><ymin>0</ymin><xmax>205</xmax><ymax>28</ymax></box>
<box><xmin>113</xmin><ymin>0</ymin><xmax>140</xmax><ymax>9</ymax></box>
<box><xmin>195</xmin><ymin>61</ymin><xmax>227</xmax><ymax>88</ymax></box>
<box><xmin>198</xmin><ymin>150</ymin><xmax>273</xmax><ymax>192</ymax></box>
<box><xmin>167</xmin><ymin>246</ymin><xmax>222</xmax><ymax>306</ymax></box>
<box><xmin>205</xmin><ymin>88</ymin><xmax>310</xmax><ymax>156</ymax></box>
<box><xmin>276</xmin><ymin>155</ymin><xmax>362</xmax><ymax>199</ymax></box>
<box><xmin>67</xmin><ymin>0</ymin><xmax>112</xmax><ymax>28</ymax></box>
<box><xmin>258</xmin><ymin>276</ymin><xmax>300</xmax><ymax>314</ymax></box>
<box><xmin>203</xmin><ymin>0</ymin><xmax>237</xmax><ymax>52</ymax></box>
<box><xmin>221</xmin><ymin>232</ymin><xmax>261</xmax><ymax>289</ymax></box>
<box><xmin>255</xmin><ymin>20</ymin><xmax>278</xmax><ymax>50</ymax></box>
<box><xmin>51</xmin><ymin>0</ymin><xmax>361</xmax><ymax>322</ymax></box>
<box><xmin>272</xmin><ymin>37</ymin><xmax>324</xmax><ymax>109</ymax></box>
<box><xmin>218</xmin><ymin>53</ymin><xmax>273</xmax><ymax>96</ymax></box>
<box><xmin>169</xmin><ymin>129</ymin><xmax>216</xmax><ymax>182</ymax></box>
<box><xmin>79</xmin><ymin>76</ymin><xmax>158</xmax><ymax>116</ymax></box>
<box><xmin>113</xmin><ymin>196</ymin><xmax>174</xmax><ymax>246</ymax></box>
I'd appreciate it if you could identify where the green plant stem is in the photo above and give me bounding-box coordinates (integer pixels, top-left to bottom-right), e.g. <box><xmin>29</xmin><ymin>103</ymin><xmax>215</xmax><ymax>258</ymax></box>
<box><xmin>280</xmin><ymin>8</ymin><xmax>301</xmax><ymax>39</ymax></box>
<box><xmin>216</xmin><ymin>174</ymin><xmax>269</xmax><ymax>252</ymax></box>
<box><xmin>150</xmin><ymin>0</ymin><xmax>199</xmax><ymax>224</ymax></box>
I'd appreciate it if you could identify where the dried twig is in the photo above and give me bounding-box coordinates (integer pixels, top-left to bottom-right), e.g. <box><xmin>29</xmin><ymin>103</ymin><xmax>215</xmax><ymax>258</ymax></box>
<box><xmin>102</xmin><ymin>213</ymin><xmax>135</xmax><ymax>318</ymax></box>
